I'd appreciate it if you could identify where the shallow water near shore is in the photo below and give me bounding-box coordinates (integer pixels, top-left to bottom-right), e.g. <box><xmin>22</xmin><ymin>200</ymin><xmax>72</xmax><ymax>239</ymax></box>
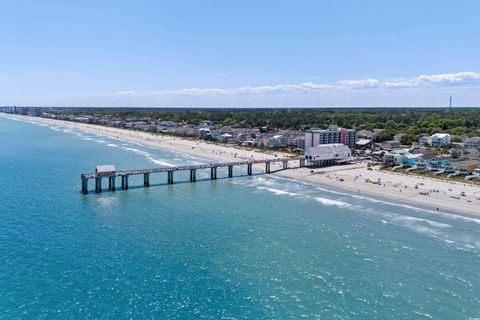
<box><xmin>1</xmin><ymin>116</ymin><xmax>480</xmax><ymax>319</ymax></box>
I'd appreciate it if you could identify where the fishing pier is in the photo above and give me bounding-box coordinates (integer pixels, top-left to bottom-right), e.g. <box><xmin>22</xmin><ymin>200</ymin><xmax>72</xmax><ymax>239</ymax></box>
<box><xmin>81</xmin><ymin>157</ymin><xmax>306</xmax><ymax>194</ymax></box>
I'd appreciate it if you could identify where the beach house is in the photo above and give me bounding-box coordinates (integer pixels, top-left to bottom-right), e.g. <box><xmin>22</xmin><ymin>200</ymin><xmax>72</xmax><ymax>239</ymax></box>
<box><xmin>418</xmin><ymin>135</ymin><xmax>432</xmax><ymax>146</ymax></box>
<box><xmin>355</xmin><ymin>138</ymin><xmax>373</xmax><ymax>149</ymax></box>
<box><xmin>383</xmin><ymin>149</ymin><xmax>410</xmax><ymax>166</ymax></box>
<box><xmin>267</xmin><ymin>135</ymin><xmax>283</xmax><ymax>148</ymax></box>
<box><xmin>431</xmin><ymin>133</ymin><xmax>452</xmax><ymax>147</ymax></box>
<box><xmin>418</xmin><ymin>133</ymin><xmax>452</xmax><ymax>148</ymax></box>
<box><xmin>198</xmin><ymin>128</ymin><xmax>212</xmax><ymax>139</ymax></box>
<box><xmin>381</xmin><ymin>140</ymin><xmax>401</xmax><ymax>150</ymax></box>
<box><xmin>464</xmin><ymin>137</ymin><xmax>480</xmax><ymax>149</ymax></box>
<box><xmin>451</xmin><ymin>160</ymin><xmax>479</xmax><ymax>174</ymax></box>
<box><xmin>414</xmin><ymin>155</ymin><xmax>452</xmax><ymax>172</ymax></box>
<box><xmin>402</xmin><ymin>154</ymin><xmax>423</xmax><ymax>167</ymax></box>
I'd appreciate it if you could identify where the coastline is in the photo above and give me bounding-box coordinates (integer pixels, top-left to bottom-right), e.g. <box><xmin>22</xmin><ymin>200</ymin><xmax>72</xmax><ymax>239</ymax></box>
<box><xmin>3</xmin><ymin>113</ymin><xmax>480</xmax><ymax>219</ymax></box>
<box><xmin>306</xmin><ymin>179</ymin><xmax>480</xmax><ymax>222</ymax></box>
<box><xmin>280</xmin><ymin>166</ymin><xmax>480</xmax><ymax>220</ymax></box>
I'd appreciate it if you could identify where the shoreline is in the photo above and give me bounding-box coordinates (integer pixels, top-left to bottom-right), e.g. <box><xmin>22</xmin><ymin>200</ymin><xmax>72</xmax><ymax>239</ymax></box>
<box><xmin>3</xmin><ymin>113</ymin><xmax>480</xmax><ymax>219</ymax></box>
<box><xmin>279</xmin><ymin>166</ymin><xmax>480</xmax><ymax>219</ymax></box>
<box><xmin>310</xmin><ymin>179</ymin><xmax>480</xmax><ymax>222</ymax></box>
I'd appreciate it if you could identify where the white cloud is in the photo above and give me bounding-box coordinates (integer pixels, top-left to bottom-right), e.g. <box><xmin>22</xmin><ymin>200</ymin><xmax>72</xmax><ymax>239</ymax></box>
<box><xmin>107</xmin><ymin>71</ymin><xmax>480</xmax><ymax>98</ymax></box>
<box><xmin>338</xmin><ymin>78</ymin><xmax>380</xmax><ymax>88</ymax></box>
<box><xmin>145</xmin><ymin>82</ymin><xmax>336</xmax><ymax>96</ymax></box>
<box><xmin>414</xmin><ymin>71</ymin><xmax>480</xmax><ymax>85</ymax></box>
<box><xmin>38</xmin><ymin>71</ymin><xmax>480</xmax><ymax>107</ymax></box>
<box><xmin>115</xmin><ymin>90</ymin><xmax>137</xmax><ymax>96</ymax></box>
<box><xmin>382</xmin><ymin>81</ymin><xmax>415</xmax><ymax>88</ymax></box>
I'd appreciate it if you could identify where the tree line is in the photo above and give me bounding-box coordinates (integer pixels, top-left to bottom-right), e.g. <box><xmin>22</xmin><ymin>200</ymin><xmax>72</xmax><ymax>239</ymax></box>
<box><xmin>57</xmin><ymin>107</ymin><xmax>480</xmax><ymax>143</ymax></box>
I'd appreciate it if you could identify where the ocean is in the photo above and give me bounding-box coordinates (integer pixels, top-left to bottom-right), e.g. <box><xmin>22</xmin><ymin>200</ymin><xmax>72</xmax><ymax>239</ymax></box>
<box><xmin>1</xmin><ymin>115</ymin><xmax>479</xmax><ymax>319</ymax></box>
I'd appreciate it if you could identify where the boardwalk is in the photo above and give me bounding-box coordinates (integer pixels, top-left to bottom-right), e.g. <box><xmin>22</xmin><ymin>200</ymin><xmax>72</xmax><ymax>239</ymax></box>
<box><xmin>81</xmin><ymin>157</ymin><xmax>306</xmax><ymax>194</ymax></box>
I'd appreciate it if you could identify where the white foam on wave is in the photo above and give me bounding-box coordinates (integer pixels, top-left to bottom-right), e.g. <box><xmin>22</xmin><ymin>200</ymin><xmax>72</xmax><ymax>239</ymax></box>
<box><xmin>361</xmin><ymin>208</ymin><xmax>453</xmax><ymax>239</ymax></box>
<box><xmin>232</xmin><ymin>176</ymin><xmax>277</xmax><ymax>188</ymax></box>
<box><xmin>198</xmin><ymin>172</ymin><xmax>209</xmax><ymax>178</ymax></box>
<box><xmin>120</xmin><ymin>146</ymin><xmax>175</xmax><ymax>167</ymax></box>
<box><xmin>256</xmin><ymin>186</ymin><xmax>355</xmax><ymax>209</ymax></box>
<box><xmin>371</xmin><ymin>209</ymin><xmax>480</xmax><ymax>251</ymax></box>
<box><xmin>257</xmin><ymin>186</ymin><xmax>300</xmax><ymax>197</ymax></box>
<box><xmin>147</xmin><ymin>157</ymin><xmax>175</xmax><ymax>167</ymax></box>
<box><xmin>107</xmin><ymin>143</ymin><xmax>119</xmax><ymax>148</ymax></box>
<box><xmin>393</xmin><ymin>215</ymin><xmax>452</xmax><ymax>229</ymax></box>
<box><xmin>49</xmin><ymin>126</ymin><xmax>61</xmax><ymax>131</ymax></box>
<box><xmin>314</xmin><ymin>185</ymin><xmax>480</xmax><ymax>225</ymax></box>
<box><xmin>121</xmin><ymin>147</ymin><xmax>151</xmax><ymax>157</ymax></box>
<box><xmin>313</xmin><ymin>196</ymin><xmax>354</xmax><ymax>209</ymax></box>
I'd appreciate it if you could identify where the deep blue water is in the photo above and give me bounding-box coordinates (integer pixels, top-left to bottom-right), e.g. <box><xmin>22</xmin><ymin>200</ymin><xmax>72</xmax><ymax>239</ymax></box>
<box><xmin>1</xmin><ymin>115</ymin><xmax>479</xmax><ymax>319</ymax></box>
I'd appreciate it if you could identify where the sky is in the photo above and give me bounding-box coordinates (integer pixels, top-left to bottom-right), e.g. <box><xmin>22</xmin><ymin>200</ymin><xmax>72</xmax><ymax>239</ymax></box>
<box><xmin>1</xmin><ymin>0</ymin><xmax>480</xmax><ymax>108</ymax></box>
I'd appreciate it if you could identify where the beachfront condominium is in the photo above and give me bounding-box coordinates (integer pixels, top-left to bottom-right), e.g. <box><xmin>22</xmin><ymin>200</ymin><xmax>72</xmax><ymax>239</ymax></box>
<box><xmin>305</xmin><ymin>125</ymin><xmax>356</xmax><ymax>150</ymax></box>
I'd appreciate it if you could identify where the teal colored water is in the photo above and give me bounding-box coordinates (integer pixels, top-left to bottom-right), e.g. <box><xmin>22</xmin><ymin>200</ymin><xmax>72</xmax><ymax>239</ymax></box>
<box><xmin>1</xmin><ymin>115</ymin><xmax>479</xmax><ymax>319</ymax></box>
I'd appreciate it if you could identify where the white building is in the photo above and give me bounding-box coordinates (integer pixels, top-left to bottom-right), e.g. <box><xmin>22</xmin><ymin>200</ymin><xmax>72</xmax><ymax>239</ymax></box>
<box><xmin>419</xmin><ymin>133</ymin><xmax>451</xmax><ymax>147</ymax></box>
<box><xmin>198</xmin><ymin>128</ymin><xmax>211</xmax><ymax>139</ymax></box>
<box><xmin>431</xmin><ymin>133</ymin><xmax>451</xmax><ymax>147</ymax></box>
<box><xmin>304</xmin><ymin>143</ymin><xmax>352</xmax><ymax>167</ymax></box>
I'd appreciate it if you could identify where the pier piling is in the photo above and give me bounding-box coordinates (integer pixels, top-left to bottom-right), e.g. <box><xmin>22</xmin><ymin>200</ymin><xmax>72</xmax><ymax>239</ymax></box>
<box><xmin>121</xmin><ymin>175</ymin><xmax>129</xmax><ymax>190</ymax></box>
<box><xmin>95</xmin><ymin>178</ymin><xmax>102</xmax><ymax>193</ymax></box>
<box><xmin>190</xmin><ymin>169</ymin><xmax>196</xmax><ymax>182</ymax></box>
<box><xmin>143</xmin><ymin>173</ymin><xmax>150</xmax><ymax>187</ymax></box>
<box><xmin>81</xmin><ymin>177</ymin><xmax>88</xmax><ymax>194</ymax></box>
<box><xmin>299</xmin><ymin>159</ymin><xmax>305</xmax><ymax>167</ymax></box>
<box><xmin>109</xmin><ymin>177</ymin><xmax>116</xmax><ymax>191</ymax></box>
<box><xmin>211</xmin><ymin>167</ymin><xmax>217</xmax><ymax>180</ymax></box>
<box><xmin>167</xmin><ymin>171</ymin><xmax>174</xmax><ymax>184</ymax></box>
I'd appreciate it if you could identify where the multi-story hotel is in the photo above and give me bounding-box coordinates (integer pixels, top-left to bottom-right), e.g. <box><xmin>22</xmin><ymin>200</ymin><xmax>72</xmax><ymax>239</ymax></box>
<box><xmin>305</xmin><ymin>124</ymin><xmax>356</xmax><ymax>150</ymax></box>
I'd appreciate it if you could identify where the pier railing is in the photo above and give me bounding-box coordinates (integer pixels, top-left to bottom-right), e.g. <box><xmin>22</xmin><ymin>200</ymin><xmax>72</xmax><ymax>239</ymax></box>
<box><xmin>81</xmin><ymin>157</ymin><xmax>306</xmax><ymax>194</ymax></box>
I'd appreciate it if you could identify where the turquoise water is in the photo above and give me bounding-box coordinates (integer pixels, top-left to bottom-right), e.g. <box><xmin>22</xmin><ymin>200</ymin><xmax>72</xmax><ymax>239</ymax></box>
<box><xmin>1</xmin><ymin>115</ymin><xmax>479</xmax><ymax>319</ymax></box>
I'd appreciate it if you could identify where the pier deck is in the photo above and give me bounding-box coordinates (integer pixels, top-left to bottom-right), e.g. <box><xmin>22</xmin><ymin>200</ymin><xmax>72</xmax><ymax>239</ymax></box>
<box><xmin>81</xmin><ymin>157</ymin><xmax>305</xmax><ymax>194</ymax></box>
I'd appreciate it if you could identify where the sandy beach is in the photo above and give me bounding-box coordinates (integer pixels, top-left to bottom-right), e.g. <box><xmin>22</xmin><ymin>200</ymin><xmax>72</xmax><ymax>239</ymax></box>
<box><xmin>281</xmin><ymin>165</ymin><xmax>480</xmax><ymax>219</ymax></box>
<box><xmin>4</xmin><ymin>113</ymin><xmax>480</xmax><ymax>219</ymax></box>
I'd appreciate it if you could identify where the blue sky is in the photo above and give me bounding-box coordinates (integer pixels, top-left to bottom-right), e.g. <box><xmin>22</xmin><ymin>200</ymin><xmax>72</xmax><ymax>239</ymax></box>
<box><xmin>1</xmin><ymin>0</ymin><xmax>480</xmax><ymax>107</ymax></box>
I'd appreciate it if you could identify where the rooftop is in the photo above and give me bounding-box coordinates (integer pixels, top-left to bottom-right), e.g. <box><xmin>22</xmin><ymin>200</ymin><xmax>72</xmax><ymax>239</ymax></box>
<box><xmin>96</xmin><ymin>165</ymin><xmax>117</xmax><ymax>173</ymax></box>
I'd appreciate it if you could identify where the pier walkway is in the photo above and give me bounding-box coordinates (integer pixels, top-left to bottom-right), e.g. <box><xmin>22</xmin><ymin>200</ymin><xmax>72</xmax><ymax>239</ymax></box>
<box><xmin>81</xmin><ymin>157</ymin><xmax>306</xmax><ymax>194</ymax></box>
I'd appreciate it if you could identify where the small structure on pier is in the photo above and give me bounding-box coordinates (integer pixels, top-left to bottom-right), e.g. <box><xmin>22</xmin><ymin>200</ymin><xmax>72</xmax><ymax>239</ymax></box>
<box><xmin>96</xmin><ymin>165</ymin><xmax>116</xmax><ymax>175</ymax></box>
